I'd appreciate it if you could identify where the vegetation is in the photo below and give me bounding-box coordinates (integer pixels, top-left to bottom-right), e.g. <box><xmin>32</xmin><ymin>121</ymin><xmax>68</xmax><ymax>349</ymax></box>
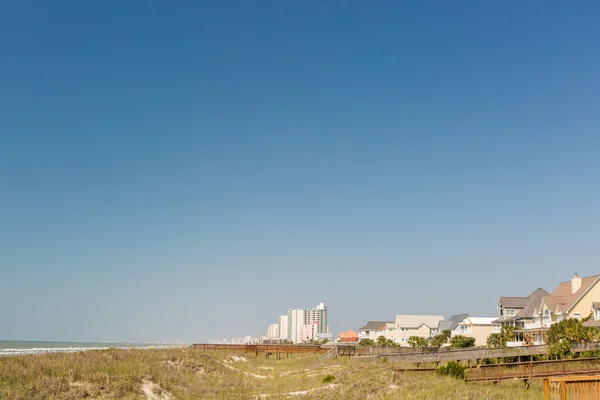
<box><xmin>429</xmin><ymin>330</ymin><xmax>451</xmax><ymax>348</ymax></box>
<box><xmin>0</xmin><ymin>348</ymin><xmax>544</xmax><ymax>399</ymax></box>
<box><xmin>407</xmin><ymin>336</ymin><xmax>428</xmax><ymax>348</ymax></box>
<box><xmin>358</xmin><ymin>336</ymin><xmax>397</xmax><ymax>347</ymax></box>
<box><xmin>436</xmin><ymin>361</ymin><xmax>468</xmax><ymax>380</ymax></box>
<box><xmin>449</xmin><ymin>335</ymin><xmax>475</xmax><ymax>348</ymax></box>
<box><xmin>376</xmin><ymin>336</ymin><xmax>397</xmax><ymax>347</ymax></box>
<box><xmin>486</xmin><ymin>326</ymin><xmax>515</xmax><ymax>348</ymax></box>
<box><xmin>546</xmin><ymin>318</ymin><xmax>600</xmax><ymax>359</ymax></box>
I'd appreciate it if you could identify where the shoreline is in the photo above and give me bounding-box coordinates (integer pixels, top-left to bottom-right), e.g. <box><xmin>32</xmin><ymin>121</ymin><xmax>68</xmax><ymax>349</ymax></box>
<box><xmin>0</xmin><ymin>344</ymin><xmax>181</xmax><ymax>357</ymax></box>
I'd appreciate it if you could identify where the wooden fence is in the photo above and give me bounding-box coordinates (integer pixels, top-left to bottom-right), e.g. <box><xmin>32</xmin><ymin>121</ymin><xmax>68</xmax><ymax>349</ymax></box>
<box><xmin>190</xmin><ymin>343</ymin><xmax>327</xmax><ymax>357</ymax></box>
<box><xmin>355</xmin><ymin>344</ymin><xmax>550</xmax><ymax>364</ymax></box>
<box><xmin>466</xmin><ymin>358</ymin><xmax>600</xmax><ymax>382</ymax></box>
<box><xmin>357</xmin><ymin>341</ymin><xmax>600</xmax><ymax>365</ymax></box>
<box><xmin>544</xmin><ymin>375</ymin><xmax>600</xmax><ymax>400</ymax></box>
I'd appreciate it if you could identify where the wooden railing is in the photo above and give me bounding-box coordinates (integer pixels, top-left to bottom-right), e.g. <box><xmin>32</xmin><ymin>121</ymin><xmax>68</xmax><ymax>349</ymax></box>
<box><xmin>190</xmin><ymin>343</ymin><xmax>327</xmax><ymax>355</ymax></box>
<box><xmin>360</xmin><ymin>341</ymin><xmax>600</xmax><ymax>364</ymax></box>
<box><xmin>544</xmin><ymin>375</ymin><xmax>600</xmax><ymax>400</ymax></box>
<box><xmin>466</xmin><ymin>358</ymin><xmax>600</xmax><ymax>382</ymax></box>
<box><xmin>358</xmin><ymin>344</ymin><xmax>549</xmax><ymax>364</ymax></box>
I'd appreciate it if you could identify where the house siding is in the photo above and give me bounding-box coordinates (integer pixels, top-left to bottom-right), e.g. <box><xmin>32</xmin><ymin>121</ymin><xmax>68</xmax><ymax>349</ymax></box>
<box><xmin>569</xmin><ymin>280</ymin><xmax>600</xmax><ymax>319</ymax></box>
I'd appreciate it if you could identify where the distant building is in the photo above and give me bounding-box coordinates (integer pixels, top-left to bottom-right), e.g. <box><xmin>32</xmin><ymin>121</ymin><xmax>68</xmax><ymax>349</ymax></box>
<box><xmin>301</xmin><ymin>322</ymin><xmax>319</xmax><ymax>342</ymax></box>
<box><xmin>278</xmin><ymin>315</ymin><xmax>289</xmax><ymax>340</ymax></box>
<box><xmin>358</xmin><ymin>321</ymin><xmax>395</xmax><ymax>341</ymax></box>
<box><xmin>393</xmin><ymin>314</ymin><xmax>444</xmax><ymax>346</ymax></box>
<box><xmin>287</xmin><ymin>302</ymin><xmax>329</xmax><ymax>343</ymax></box>
<box><xmin>439</xmin><ymin>314</ymin><xmax>495</xmax><ymax>346</ymax></box>
<box><xmin>267</xmin><ymin>323</ymin><xmax>279</xmax><ymax>339</ymax></box>
<box><xmin>338</xmin><ymin>330</ymin><xmax>358</xmax><ymax>343</ymax></box>
<box><xmin>288</xmin><ymin>309</ymin><xmax>305</xmax><ymax>343</ymax></box>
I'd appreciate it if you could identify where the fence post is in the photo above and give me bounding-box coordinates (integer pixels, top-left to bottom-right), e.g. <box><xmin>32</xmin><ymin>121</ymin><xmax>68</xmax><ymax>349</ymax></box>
<box><xmin>543</xmin><ymin>379</ymin><xmax>549</xmax><ymax>400</ymax></box>
<box><xmin>560</xmin><ymin>381</ymin><xmax>566</xmax><ymax>400</ymax></box>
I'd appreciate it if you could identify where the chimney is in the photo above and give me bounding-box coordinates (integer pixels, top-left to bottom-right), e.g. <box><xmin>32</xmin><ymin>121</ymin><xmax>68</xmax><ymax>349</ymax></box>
<box><xmin>572</xmin><ymin>273</ymin><xmax>582</xmax><ymax>294</ymax></box>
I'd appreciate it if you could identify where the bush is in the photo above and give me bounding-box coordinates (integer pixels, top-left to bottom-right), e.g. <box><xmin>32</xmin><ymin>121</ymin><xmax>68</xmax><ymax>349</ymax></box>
<box><xmin>449</xmin><ymin>335</ymin><xmax>475</xmax><ymax>348</ymax></box>
<box><xmin>322</xmin><ymin>375</ymin><xmax>335</xmax><ymax>383</ymax></box>
<box><xmin>407</xmin><ymin>336</ymin><xmax>429</xmax><ymax>348</ymax></box>
<box><xmin>549</xmin><ymin>339</ymin><xmax>572</xmax><ymax>360</ymax></box>
<box><xmin>358</xmin><ymin>338</ymin><xmax>375</xmax><ymax>346</ymax></box>
<box><xmin>436</xmin><ymin>361</ymin><xmax>467</xmax><ymax>380</ymax></box>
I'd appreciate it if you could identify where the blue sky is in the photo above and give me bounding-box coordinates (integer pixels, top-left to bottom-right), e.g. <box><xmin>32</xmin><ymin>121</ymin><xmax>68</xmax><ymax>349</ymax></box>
<box><xmin>1</xmin><ymin>1</ymin><xmax>600</xmax><ymax>342</ymax></box>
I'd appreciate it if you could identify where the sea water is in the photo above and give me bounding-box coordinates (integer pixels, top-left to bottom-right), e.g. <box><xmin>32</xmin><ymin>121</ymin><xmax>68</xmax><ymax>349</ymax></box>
<box><xmin>0</xmin><ymin>340</ymin><xmax>177</xmax><ymax>356</ymax></box>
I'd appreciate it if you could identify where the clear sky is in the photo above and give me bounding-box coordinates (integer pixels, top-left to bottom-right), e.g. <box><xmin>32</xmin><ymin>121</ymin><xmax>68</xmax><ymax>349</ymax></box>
<box><xmin>1</xmin><ymin>1</ymin><xmax>600</xmax><ymax>343</ymax></box>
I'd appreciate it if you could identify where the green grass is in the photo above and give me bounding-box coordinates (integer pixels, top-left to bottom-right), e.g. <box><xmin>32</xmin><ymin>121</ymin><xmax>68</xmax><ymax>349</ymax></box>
<box><xmin>0</xmin><ymin>348</ymin><xmax>544</xmax><ymax>399</ymax></box>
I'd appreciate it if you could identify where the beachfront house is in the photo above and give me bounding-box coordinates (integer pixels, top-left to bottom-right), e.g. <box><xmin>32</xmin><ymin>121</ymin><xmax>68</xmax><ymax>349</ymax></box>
<box><xmin>393</xmin><ymin>314</ymin><xmax>444</xmax><ymax>346</ymax></box>
<box><xmin>440</xmin><ymin>314</ymin><xmax>495</xmax><ymax>346</ymax></box>
<box><xmin>495</xmin><ymin>273</ymin><xmax>600</xmax><ymax>345</ymax></box>
<box><xmin>493</xmin><ymin>288</ymin><xmax>549</xmax><ymax>330</ymax></box>
<box><xmin>357</xmin><ymin>321</ymin><xmax>395</xmax><ymax>341</ymax></box>
<box><xmin>337</xmin><ymin>330</ymin><xmax>358</xmax><ymax>343</ymax></box>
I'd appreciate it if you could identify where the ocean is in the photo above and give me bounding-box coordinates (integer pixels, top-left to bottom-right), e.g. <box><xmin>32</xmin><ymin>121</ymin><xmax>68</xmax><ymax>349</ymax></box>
<box><xmin>0</xmin><ymin>340</ymin><xmax>179</xmax><ymax>356</ymax></box>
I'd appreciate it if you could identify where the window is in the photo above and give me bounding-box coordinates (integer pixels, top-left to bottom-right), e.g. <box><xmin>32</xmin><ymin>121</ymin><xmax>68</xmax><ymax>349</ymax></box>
<box><xmin>543</xmin><ymin>310</ymin><xmax>550</xmax><ymax>324</ymax></box>
<box><xmin>499</xmin><ymin>304</ymin><xmax>504</xmax><ymax>316</ymax></box>
<box><xmin>365</xmin><ymin>331</ymin><xmax>369</xmax><ymax>335</ymax></box>
<box><xmin>400</xmin><ymin>328</ymin><xmax>408</xmax><ymax>332</ymax></box>
<box><xmin>460</xmin><ymin>325</ymin><xmax>469</xmax><ymax>334</ymax></box>
<box><xmin>574</xmin><ymin>313</ymin><xmax>581</xmax><ymax>319</ymax></box>
<box><xmin>505</xmin><ymin>309</ymin><xmax>515</xmax><ymax>317</ymax></box>
<box><xmin>595</xmin><ymin>308</ymin><xmax>599</xmax><ymax>321</ymax></box>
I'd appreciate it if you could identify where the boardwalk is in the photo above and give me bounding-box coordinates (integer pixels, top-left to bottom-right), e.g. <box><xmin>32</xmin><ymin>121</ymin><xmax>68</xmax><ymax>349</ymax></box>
<box><xmin>191</xmin><ymin>343</ymin><xmax>327</xmax><ymax>357</ymax></box>
<box><xmin>466</xmin><ymin>357</ymin><xmax>600</xmax><ymax>382</ymax></box>
<box><xmin>357</xmin><ymin>341</ymin><xmax>600</xmax><ymax>364</ymax></box>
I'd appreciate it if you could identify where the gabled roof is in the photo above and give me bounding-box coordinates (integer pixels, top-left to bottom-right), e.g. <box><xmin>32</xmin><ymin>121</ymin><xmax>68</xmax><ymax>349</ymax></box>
<box><xmin>513</xmin><ymin>288</ymin><xmax>549</xmax><ymax>320</ymax></box>
<box><xmin>467</xmin><ymin>317</ymin><xmax>496</xmax><ymax>325</ymax></box>
<box><xmin>499</xmin><ymin>297</ymin><xmax>528</xmax><ymax>308</ymax></box>
<box><xmin>499</xmin><ymin>288</ymin><xmax>549</xmax><ymax>323</ymax></box>
<box><xmin>358</xmin><ymin>321</ymin><xmax>392</xmax><ymax>331</ymax></box>
<box><xmin>544</xmin><ymin>296</ymin><xmax>567</xmax><ymax>311</ymax></box>
<box><xmin>550</xmin><ymin>274</ymin><xmax>600</xmax><ymax>313</ymax></box>
<box><xmin>439</xmin><ymin>314</ymin><xmax>469</xmax><ymax>331</ymax></box>
<box><xmin>395</xmin><ymin>314</ymin><xmax>444</xmax><ymax>329</ymax></box>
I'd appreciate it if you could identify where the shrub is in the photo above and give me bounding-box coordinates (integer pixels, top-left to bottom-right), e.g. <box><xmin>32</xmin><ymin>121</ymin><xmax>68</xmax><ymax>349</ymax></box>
<box><xmin>549</xmin><ymin>339</ymin><xmax>572</xmax><ymax>360</ymax></box>
<box><xmin>449</xmin><ymin>335</ymin><xmax>475</xmax><ymax>348</ymax></box>
<box><xmin>407</xmin><ymin>336</ymin><xmax>429</xmax><ymax>348</ymax></box>
<box><xmin>436</xmin><ymin>361</ymin><xmax>467</xmax><ymax>380</ymax></box>
<box><xmin>322</xmin><ymin>375</ymin><xmax>335</xmax><ymax>383</ymax></box>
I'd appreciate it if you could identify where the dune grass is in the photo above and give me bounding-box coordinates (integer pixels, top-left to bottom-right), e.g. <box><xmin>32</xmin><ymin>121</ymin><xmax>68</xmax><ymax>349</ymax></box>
<box><xmin>0</xmin><ymin>348</ymin><xmax>544</xmax><ymax>399</ymax></box>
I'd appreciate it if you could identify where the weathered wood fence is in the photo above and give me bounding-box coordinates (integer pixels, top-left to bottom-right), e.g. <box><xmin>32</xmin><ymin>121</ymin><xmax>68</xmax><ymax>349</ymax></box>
<box><xmin>544</xmin><ymin>375</ymin><xmax>600</xmax><ymax>399</ymax></box>
<box><xmin>190</xmin><ymin>343</ymin><xmax>327</xmax><ymax>357</ymax></box>
<box><xmin>467</xmin><ymin>358</ymin><xmax>600</xmax><ymax>382</ymax></box>
<box><xmin>357</xmin><ymin>341</ymin><xmax>600</xmax><ymax>364</ymax></box>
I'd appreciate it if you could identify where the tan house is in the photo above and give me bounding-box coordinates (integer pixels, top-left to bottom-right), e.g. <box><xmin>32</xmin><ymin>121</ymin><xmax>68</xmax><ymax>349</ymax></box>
<box><xmin>441</xmin><ymin>314</ymin><xmax>495</xmax><ymax>346</ymax></box>
<box><xmin>532</xmin><ymin>274</ymin><xmax>600</xmax><ymax>328</ymax></box>
<box><xmin>496</xmin><ymin>273</ymin><xmax>600</xmax><ymax>345</ymax></box>
<box><xmin>393</xmin><ymin>314</ymin><xmax>444</xmax><ymax>346</ymax></box>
